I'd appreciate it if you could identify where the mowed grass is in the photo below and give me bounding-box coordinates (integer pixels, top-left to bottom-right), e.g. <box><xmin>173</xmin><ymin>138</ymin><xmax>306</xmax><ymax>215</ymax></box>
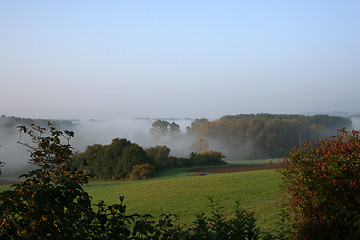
<box><xmin>86</xmin><ymin>168</ymin><xmax>284</xmax><ymax>231</ymax></box>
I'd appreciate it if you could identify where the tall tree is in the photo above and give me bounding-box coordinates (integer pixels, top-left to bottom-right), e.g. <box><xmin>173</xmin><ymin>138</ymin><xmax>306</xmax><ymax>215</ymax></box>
<box><xmin>169</xmin><ymin>122</ymin><xmax>180</xmax><ymax>135</ymax></box>
<box><xmin>150</xmin><ymin>120</ymin><xmax>170</xmax><ymax>136</ymax></box>
<box><xmin>191</xmin><ymin>138</ymin><xmax>209</xmax><ymax>153</ymax></box>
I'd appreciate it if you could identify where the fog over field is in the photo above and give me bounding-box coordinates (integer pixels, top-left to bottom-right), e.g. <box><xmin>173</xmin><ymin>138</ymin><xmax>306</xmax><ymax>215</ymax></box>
<box><xmin>71</xmin><ymin>118</ymin><xmax>194</xmax><ymax>154</ymax></box>
<box><xmin>1</xmin><ymin>116</ymin><xmax>360</xmax><ymax>178</ymax></box>
<box><xmin>0</xmin><ymin>118</ymin><xmax>195</xmax><ymax>177</ymax></box>
<box><xmin>351</xmin><ymin>118</ymin><xmax>360</xmax><ymax>130</ymax></box>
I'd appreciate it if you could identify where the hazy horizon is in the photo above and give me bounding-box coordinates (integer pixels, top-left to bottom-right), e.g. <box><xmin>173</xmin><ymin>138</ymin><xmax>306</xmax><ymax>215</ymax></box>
<box><xmin>1</xmin><ymin>1</ymin><xmax>359</xmax><ymax>120</ymax></box>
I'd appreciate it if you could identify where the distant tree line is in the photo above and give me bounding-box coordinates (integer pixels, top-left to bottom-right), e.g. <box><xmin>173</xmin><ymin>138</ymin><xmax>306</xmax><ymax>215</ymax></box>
<box><xmin>145</xmin><ymin>145</ymin><xmax>225</xmax><ymax>171</ymax></box>
<box><xmin>0</xmin><ymin>114</ymin><xmax>75</xmax><ymax>133</ymax></box>
<box><xmin>73</xmin><ymin>140</ymin><xmax>226</xmax><ymax>180</ymax></box>
<box><xmin>188</xmin><ymin>114</ymin><xmax>352</xmax><ymax>160</ymax></box>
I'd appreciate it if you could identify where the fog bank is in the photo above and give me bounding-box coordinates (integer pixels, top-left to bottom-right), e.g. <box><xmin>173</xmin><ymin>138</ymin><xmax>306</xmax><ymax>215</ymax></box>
<box><xmin>0</xmin><ymin>118</ymin><xmax>194</xmax><ymax>177</ymax></box>
<box><xmin>1</xmin><ymin>116</ymin><xmax>359</xmax><ymax>178</ymax></box>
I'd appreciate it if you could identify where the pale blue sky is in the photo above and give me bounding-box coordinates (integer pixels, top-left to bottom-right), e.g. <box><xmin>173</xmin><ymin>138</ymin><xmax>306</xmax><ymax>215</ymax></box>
<box><xmin>1</xmin><ymin>1</ymin><xmax>359</xmax><ymax>120</ymax></box>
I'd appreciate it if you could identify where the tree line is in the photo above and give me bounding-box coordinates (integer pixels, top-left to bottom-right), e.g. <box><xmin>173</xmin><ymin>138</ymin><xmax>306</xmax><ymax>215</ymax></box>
<box><xmin>188</xmin><ymin>114</ymin><xmax>352</xmax><ymax>160</ymax></box>
<box><xmin>0</xmin><ymin>115</ymin><xmax>75</xmax><ymax>131</ymax></box>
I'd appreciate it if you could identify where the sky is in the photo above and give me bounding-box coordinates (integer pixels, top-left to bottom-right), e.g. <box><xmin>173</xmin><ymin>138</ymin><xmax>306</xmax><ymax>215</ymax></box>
<box><xmin>1</xmin><ymin>1</ymin><xmax>359</xmax><ymax>120</ymax></box>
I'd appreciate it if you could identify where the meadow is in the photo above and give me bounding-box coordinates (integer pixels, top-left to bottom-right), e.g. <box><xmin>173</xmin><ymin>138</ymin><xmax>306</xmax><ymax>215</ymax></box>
<box><xmin>85</xmin><ymin>164</ymin><xmax>284</xmax><ymax>232</ymax></box>
<box><xmin>0</xmin><ymin>160</ymin><xmax>285</xmax><ymax>232</ymax></box>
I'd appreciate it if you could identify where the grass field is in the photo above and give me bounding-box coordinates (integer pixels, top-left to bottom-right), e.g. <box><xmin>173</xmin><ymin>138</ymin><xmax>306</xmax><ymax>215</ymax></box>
<box><xmin>86</xmin><ymin>167</ymin><xmax>284</xmax><ymax>231</ymax></box>
<box><xmin>0</xmin><ymin>160</ymin><xmax>286</xmax><ymax>232</ymax></box>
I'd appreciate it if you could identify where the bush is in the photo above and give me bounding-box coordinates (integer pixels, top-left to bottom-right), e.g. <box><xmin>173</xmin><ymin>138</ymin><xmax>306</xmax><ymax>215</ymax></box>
<box><xmin>0</xmin><ymin>124</ymin><xmax>94</xmax><ymax>239</ymax></box>
<box><xmin>129</xmin><ymin>163</ymin><xmax>156</xmax><ymax>180</ymax></box>
<box><xmin>189</xmin><ymin>151</ymin><xmax>226</xmax><ymax>166</ymax></box>
<box><xmin>280</xmin><ymin>129</ymin><xmax>360</xmax><ymax>239</ymax></box>
<box><xmin>189</xmin><ymin>198</ymin><xmax>260</xmax><ymax>240</ymax></box>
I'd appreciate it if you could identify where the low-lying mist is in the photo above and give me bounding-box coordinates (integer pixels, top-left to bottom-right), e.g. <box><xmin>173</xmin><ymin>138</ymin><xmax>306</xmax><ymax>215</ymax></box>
<box><xmin>1</xmin><ymin>115</ymin><xmax>359</xmax><ymax>179</ymax></box>
<box><xmin>0</xmin><ymin>118</ymin><xmax>196</xmax><ymax>177</ymax></box>
<box><xmin>352</xmin><ymin>118</ymin><xmax>360</xmax><ymax>130</ymax></box>
<box><xmin>0</xmin><ymin>129</ymin><xmax>33</xmax><ymax>177</ymax></box>
<box><xmin>71</xmin><ymin>118</ymin><xmax>194</xmax><ymax>154</ymax></box>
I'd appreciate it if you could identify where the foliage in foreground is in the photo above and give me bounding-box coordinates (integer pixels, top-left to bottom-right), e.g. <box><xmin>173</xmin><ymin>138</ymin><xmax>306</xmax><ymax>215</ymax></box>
<box><xmin>0</xmin><ymin>124</ymin><xmax>287</xmax><ymax>239</ymax></box>
<box><xmin>281</xmin><ymin>128</ymin><xmax>360</xmax><ymax>240</ymax></box>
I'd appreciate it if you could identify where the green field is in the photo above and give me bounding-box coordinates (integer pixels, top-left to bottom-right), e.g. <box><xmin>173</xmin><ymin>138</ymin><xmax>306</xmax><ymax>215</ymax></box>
<box><xmin>86</xmin><ymin>167</ymin><xmax>284</xmax><ymax>231</ymax></box>
<box><xmin>0</xmin><ymin>161</ymin><xmax>285</xmax><ymax>232</ymax></box>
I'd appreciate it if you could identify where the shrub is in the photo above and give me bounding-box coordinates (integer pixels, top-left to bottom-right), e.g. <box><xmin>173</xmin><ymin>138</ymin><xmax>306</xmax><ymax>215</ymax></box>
<box><xmin>280</xmin><ymin>128</ymin><xmax>360</xmax><ymax>239</ymax></box>
<box><xmin>0</xmin><ymin>124</ymin><xmax>94</xmax><ymax>239</ymax></box>
<box><xmin>189</xmin><ymin>198</ymin><xmax>260</xmax><ymax>240</ymax></box>
<box><xmin>129</xmin><ymin>163</ymin><xmax>156</xmax><ymax>180</ymax></box>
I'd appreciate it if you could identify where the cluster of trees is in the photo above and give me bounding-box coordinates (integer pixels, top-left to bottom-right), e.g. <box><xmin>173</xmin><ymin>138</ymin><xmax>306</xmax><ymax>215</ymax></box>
<box><xmin>188</xmin><ymin>114</ymin><xmax>352</xmax><ymax>160</ymax></box>
<box><xmin>150</xmin><ymin>120</ymin><xmax>180</xmax><ymax>137</ymax></box>
<box><xmin>73</xmin><ymin>138</ymin><xmax>153</xmax><ymax>180</ymax></box>
<box><xmin>73</xmin><ymin>140</ymin><xmax>226</xmax><ymax>180</ymax></box>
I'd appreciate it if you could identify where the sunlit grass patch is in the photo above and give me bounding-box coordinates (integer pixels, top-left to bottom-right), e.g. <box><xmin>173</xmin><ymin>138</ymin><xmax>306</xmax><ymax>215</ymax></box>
<box><xmin>86</xmin><ymin>168</ymin><xmax>284</xmax><ymax>231</ymax></box>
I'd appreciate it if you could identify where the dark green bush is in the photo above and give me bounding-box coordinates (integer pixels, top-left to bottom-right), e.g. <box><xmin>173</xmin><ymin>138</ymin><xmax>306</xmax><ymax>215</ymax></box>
<box><xmin>188</xmin><ymin>151</ymin><xmax>226</xmax><ymax>166</ymax></box>
<box><xmin>73</xmin><ymin>138</ymin><xmax>152</xmax><ymax>180</ymax></box>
